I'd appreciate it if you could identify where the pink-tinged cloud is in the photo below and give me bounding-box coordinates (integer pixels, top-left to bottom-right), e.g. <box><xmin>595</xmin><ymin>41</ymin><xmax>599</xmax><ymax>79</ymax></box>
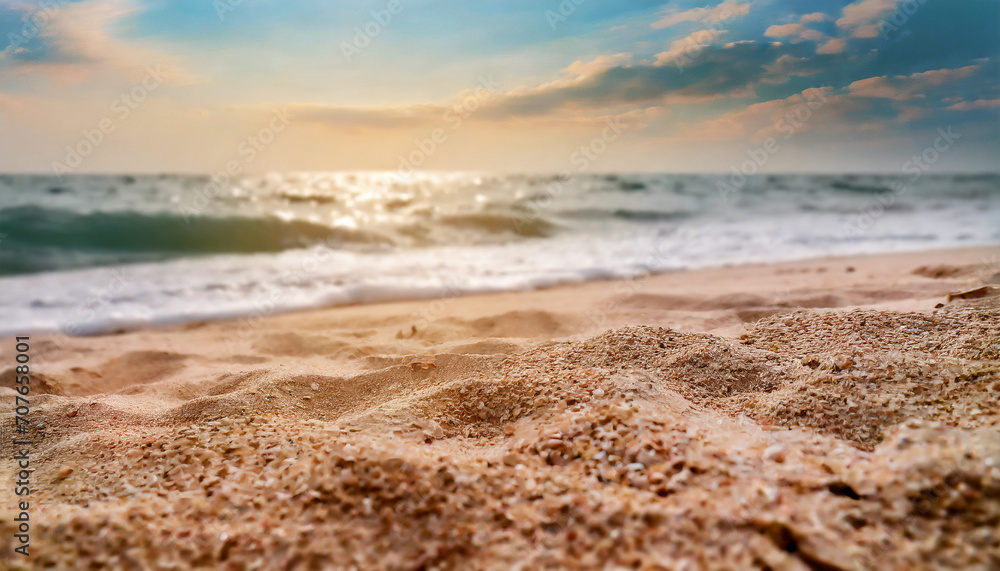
<box><xmin>0</xmin><ymin>0</ymin><xmax>192</xmax><ymax>85</ymax></box>
<box><xmin>896</xmin><ymin>107</ymin><xmax>928</xmax><ymax>122</ymax></box>
<box><xmin>562</xmin><ymin>53</ymin><xmax>634</xmax><ymax>80</ymax></box>
<box><xmin>800</xmin><ymin>13</ymin><xmax>831</xmax><ymax>24</ymax></box>
<box><xmin>764</xmin><ymin>23</ymin><xmax>824</xmax><ymax>42</ymax></box>
<box><xmin>764</xmin><ymin>23</ymin><xmax>803</xmax><ymax>37</ymax></box>
<box><xmin>653</xmin><ymin>29</ymin><xmax>727</xmax><ymax>66</ymax></box>
<box><xmin>676</xmin><ymin>87</ymin><xmax>833</xmax><ymax>143</ymax></box>
<box><xmin>836</xmin><ymin>0</ymin><xmax>898</xmax><ymax>37</ymax></box>
<box><xmin>846</xmin><ymin>76</ymin><xmax>898</xmax><ymax>98</ymax></box>
<box><xmin>847</xmin><ymin>65</ymin><xmax>980</xmax><ymax>99</ymax></box>
<box><xmin>816</xmin><ymin>38</ymin><xmax>847</xmax><ymax>54</ymax></box>
<box><xmin>764</xmin><ymin>13</ymin><xmax>831</xmax><ymax>44</ymax></box>
<box><xmin>765</xmin><ymin>55</ymin><xmax>819</xmax><ymax>78</ymax></box>
<box><xmin>909</xmin><ymin>66</ymin><xmax>980</xmax><ymax>87</ymax></box>
<box><xmin>946</xmin><ymin>99</ymin><xmax>1000</xmax><ymax>111</ymax></box>
<box><xmin>651</xmin><ymin>0</ymin><xmax>752</xmax><ymax>29</ymax></box>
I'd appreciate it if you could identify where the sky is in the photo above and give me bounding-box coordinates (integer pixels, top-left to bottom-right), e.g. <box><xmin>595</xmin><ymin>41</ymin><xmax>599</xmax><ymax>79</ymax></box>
<box><xmin>0</xmin><ymin>0</ymin><xmax>997</xmax><ymax>174</ymax></box>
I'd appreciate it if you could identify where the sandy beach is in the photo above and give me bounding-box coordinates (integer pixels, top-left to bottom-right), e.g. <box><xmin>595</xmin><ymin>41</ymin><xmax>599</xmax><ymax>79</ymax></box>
<box><xmin>2</xmin><ymin>246</ymin><xmax>999</xmax><ymax>569</ymax></box>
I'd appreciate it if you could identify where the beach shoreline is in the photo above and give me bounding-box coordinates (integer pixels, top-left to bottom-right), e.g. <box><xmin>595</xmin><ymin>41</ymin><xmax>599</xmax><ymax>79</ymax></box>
<box><xmin>11</xmin><ymin>245</ymin><xmax>997</xmax><ymax>359</ymax></box>
<box><xmin>4</xmin><ymin>171</ymin><xmax>999</xmax><ymax>340</ymax></box>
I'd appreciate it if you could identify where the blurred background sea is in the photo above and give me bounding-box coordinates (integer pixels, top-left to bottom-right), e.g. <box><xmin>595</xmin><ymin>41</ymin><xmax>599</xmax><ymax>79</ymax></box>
<box><xmin>0</xmin><ymin>171</ymin><xmax>997</xmax><ymax>336</ymax></box>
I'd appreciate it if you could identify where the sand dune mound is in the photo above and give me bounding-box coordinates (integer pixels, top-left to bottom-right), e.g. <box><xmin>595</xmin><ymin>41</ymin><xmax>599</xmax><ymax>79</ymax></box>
<box><xmin>0</xmin><ymin>367</ymin><xmax>64</xmax><ymax>395</ymax></box>
<box><xmin>744</xmin><ymin>307</ymin><xmax>1000</xmax><ymax>361</ymax></box>
<box><xmin>251</xmin><ymin>331</ymin><xmax>361</xmax><ymax>358</ymax></box>
<box><xmin>507</xmin><ymin>326</ymin><xmax>798</xmax><ymax>411</ymax></box>
<box><xmin>2</xmin><ymin>308</ymin><xmax>999</xmax><ymax>569</ymax></box>
<box><xmin>404</xmin><ymin>376</ymin><xmax>548</xmax><ymax>440</ymax></box>
<box><xmin>162</xmin><ymin>353</ymin><xmax>505</xmax><ymax>425</ymax></box>
<box><xmin>737</xmin><ymin>307</ymin><xmax>1000</xmax><ymax>447</ymax></box>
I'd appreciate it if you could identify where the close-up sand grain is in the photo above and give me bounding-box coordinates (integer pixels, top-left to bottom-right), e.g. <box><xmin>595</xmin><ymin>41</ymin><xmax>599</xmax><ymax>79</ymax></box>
<box><xmin>2</xmin><ymin>248</ymin><xmax>998</xmax><ymax>570</ymax></box>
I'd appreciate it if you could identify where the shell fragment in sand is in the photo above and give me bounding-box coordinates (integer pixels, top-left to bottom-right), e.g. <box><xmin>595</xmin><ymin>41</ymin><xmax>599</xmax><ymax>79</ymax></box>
<box><xmin>946</xmin><ymin>286</ymin><xmax>999</xmax><ymax>303</ymax></box>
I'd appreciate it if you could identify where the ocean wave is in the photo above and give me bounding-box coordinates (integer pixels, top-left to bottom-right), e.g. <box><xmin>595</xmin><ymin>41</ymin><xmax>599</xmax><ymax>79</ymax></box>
<box><xmin>556</xmin><ymin>208</ymin><xmax>692</xmax><ymax>222</ymax></box>
<box><xmin>0</xmin><ymin>206</ymin><xmax>387</xmax><ymax>275</ymax></box>
<box><xmin>0</xmin><ymin>172</ymin><xmax>997</xmax><ymax>281</ymax></box>
<box><xmin>438</xmin><ymin>212</ymin><xmax>559</xmax><ymax>238</ymax></box>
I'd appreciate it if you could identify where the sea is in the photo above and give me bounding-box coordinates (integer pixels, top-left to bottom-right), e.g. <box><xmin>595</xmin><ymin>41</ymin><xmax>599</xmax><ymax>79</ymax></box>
<box><xmin>0</xmin><ymin>172</ymin><xmax>998</xmax><ymax>337</ymax></box>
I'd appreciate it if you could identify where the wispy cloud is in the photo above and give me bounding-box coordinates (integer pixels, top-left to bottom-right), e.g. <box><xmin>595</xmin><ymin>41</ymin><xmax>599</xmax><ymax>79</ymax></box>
<box><xmin>946</xmin><ymin>98</ymin><xmax>1000</xmax><ymax>111</ymax></box>
<box><xmin>0</xmin><ymin>0</ymin><xmax>192</xmax><ymax>84</ymax></box>
<box><xmin>847</xmin><ymin>66</ymin><xmax>981</xmax><ymax>100</ymax></box>
<box><xmin>836</xmin><ymin>0</ymin><xmax>897</xmax><ymax>38</ymax></box>
<box><xmin>650</xmin><ymin>0</ymin><xmax>752</xmax><ymax>29</ymax></box>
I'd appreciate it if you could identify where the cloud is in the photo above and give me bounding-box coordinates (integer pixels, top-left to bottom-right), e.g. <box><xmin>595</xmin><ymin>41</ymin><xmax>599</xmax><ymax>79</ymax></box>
<box><xmin>285</xmin><ymin>100</ymin><xmax>664</xmax><ymax>133</ymax></box>
<box><xmin>763</xmin><ymin>10</ymin><xmax>840</xmax><ymax>48</ymax></box>
<box><xmin>653</xmin><ymin>28</ymin><xmax>729</xmax><ymax>66</ymax></box>
<box><xmin>765</xmin><ymin>54</ymin><xmax>819</xmax><ymax>78</ymax></box>
<box><xmin>676</xmin><ymin>86</ymin><xmax>834</xmax><ymax>142</ymax></box>
<box><xmin>816</xmin><ymin>38</ymin><xmax>846</xmax><ymax>54</ymax></box>
<box><xmin>0</xmin><ymin>0</ymin><xmax>192</xmax><ymax>84</ymax></box>
<box><xmin>894</xmin><ymin>106</ymin><xmax>928</xmax><ymax>122</ymax></box>
<box><xmin>800</xmin><ymin>13</ymin><xmax>831</xmax><ymax>24</ymax></box>
<box><xmin>836</xmin><ymin>0</ymin><xmax>897</xmax><ymax>38</ymax></box>
<box><xmin>946</xmin><ymin>98</ymin><xmax>1000</xmax><ymax>111</ymax></box>
<box><xmin>285</xmin><ymin>43</ymin><xmax>776</xmax><ymax>133</ymax></box>
<box><xmin>651</xmin><ymin>1</ymin><xmax>756</xmax><ymax>68</ymax></box>
<box><xmin>763</xmin><ymin>23</ymin><xmax>824</xmax><ymax>42</ymax></box>
<box><xmin>288</xmin><ymin>103</ymin><xmax>446</xmax><ymax>129</ymax></box>
<box><xmin>285</xmin><ymin>55</ymin><xmax>675</xmax><ymax>131</ymax></box>
<box><xmin>562</xmin><ymin>53</ymin><xmax>635</xmax><ymax>80</ymax></box>
<box><xmin>651</xmin><ymin>0</ymin><xmax>752</xmax><ymax>29</ymax></box>
<box><xmin>846</xmin><ymin>76</ymin><xmax>899</xmax><ymax>98</ymax></box>
<box><xmin>909</xmin><ymin>66</ymin><xmax>981</xmax><ymax>87</ymax></box>
<box><xmin>847</xmin><ymin>65</ymin><xmax>980</xmax><ymax>100</ymax></box>
<box><xmin>484</xmin><ymin>42</ymin><xmax>783</xmax><ymax>118</ymax></box>
<box><xmin>764</xmin><ymin>23</ymin><xmax>802</xmax><ymax>37</ymax></box>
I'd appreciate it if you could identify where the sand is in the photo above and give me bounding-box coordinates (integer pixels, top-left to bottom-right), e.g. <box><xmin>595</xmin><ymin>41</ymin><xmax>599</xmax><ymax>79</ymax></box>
<box><xmin>1</xmin><ymin>246</ymin><xmax>999</xmax><ymax>570</ymax></box>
